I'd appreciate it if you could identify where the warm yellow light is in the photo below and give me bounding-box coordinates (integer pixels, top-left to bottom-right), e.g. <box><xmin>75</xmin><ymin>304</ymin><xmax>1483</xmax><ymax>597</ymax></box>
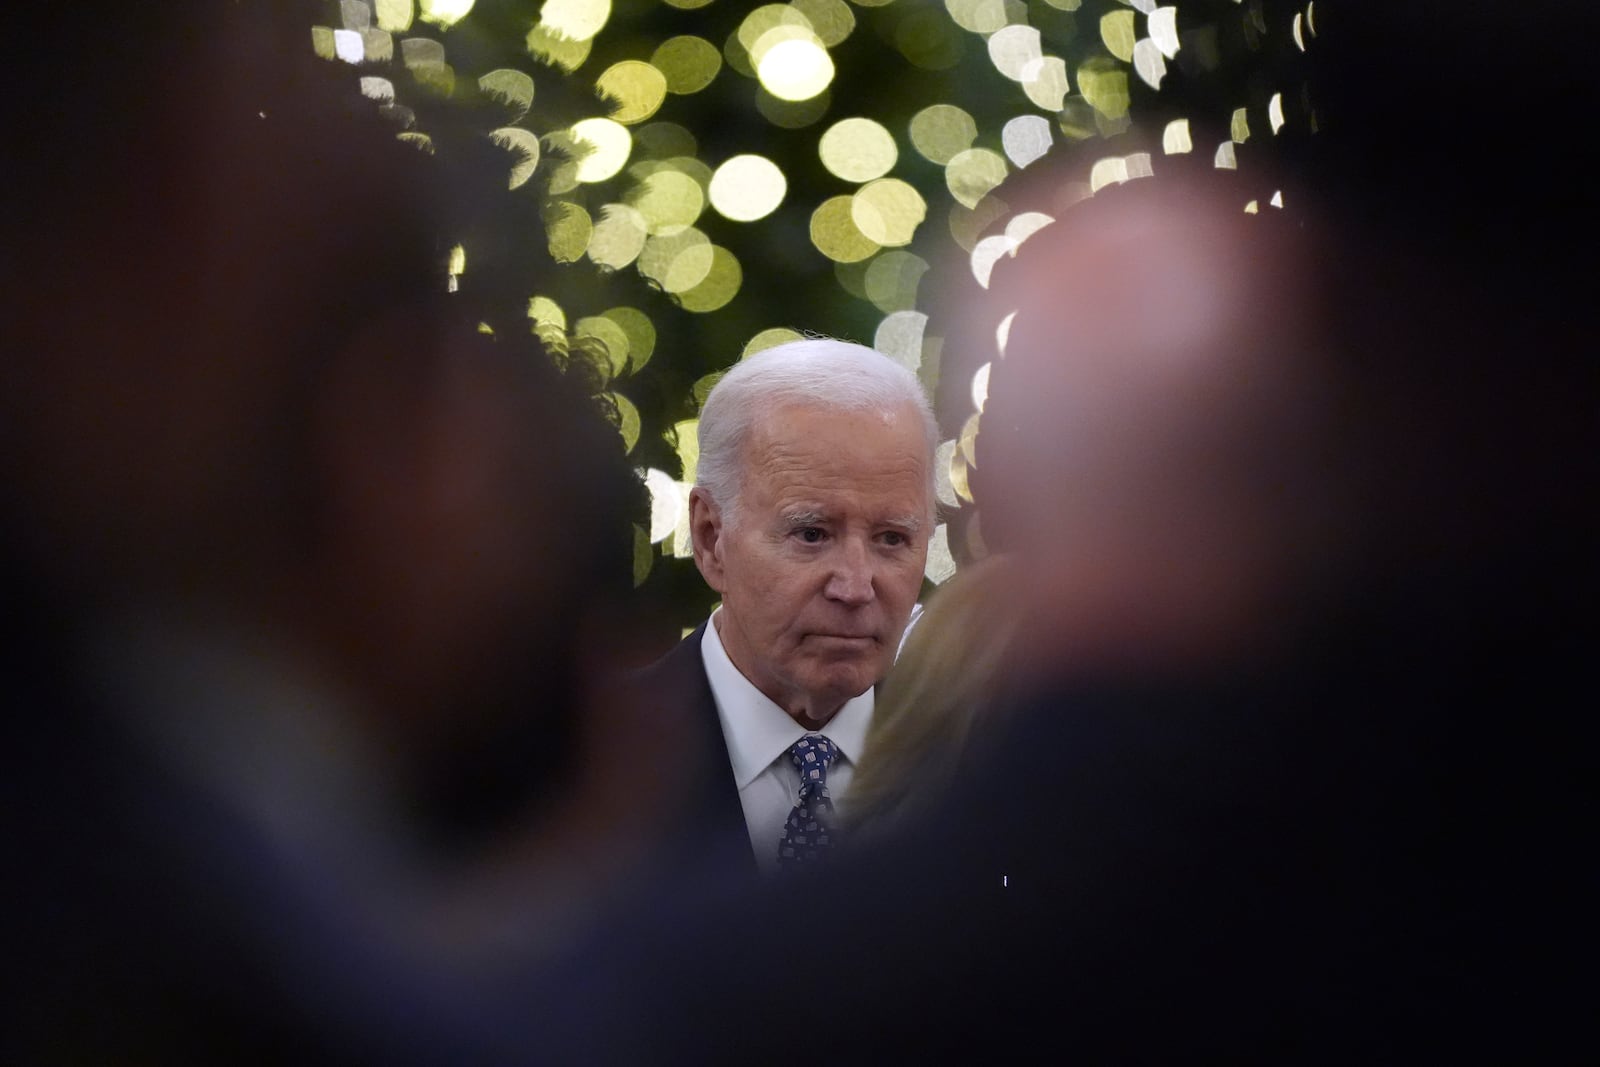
<box><xmin>638</xmin><ymin>228</ymin><xmax>713</xmax><ymax>292</ymax></box>
<box><xmin>743</xmin><ymin>327</ymin><xmax>804</xmax><ymax>359</ymax></box>
<box><xmin>945</xmin><ymin>148</ymin><xmax>1008</xmax><ymax>209</ymax></box>
<box><xmin>946</xmin><ymin>0</ymin><xmax>1011</xmax><ymax>35</ymax></box>
<box><xmin>420</xmin><ymin>0</ymin><xmax>475</xmax><ymax>28</ymax></box>
<box><xmin>810</xmin><ymin>196</ymin><xmax>880</xmax><ymax>263</ymax></box>
<box><xmin>1077</xmin><ymin>59</ymin><xmax>1130</xmax><ymax>120</ymax></box>
<box><xmin>676</xmin><ymin>246</ymin><xmax>743</xmax><ymax>313</ymax></box>
<box><xmin>625</xmin><ymin>167</ymin><xmax>705</xmax><ymax>235</ymax></box>
<box><xmin>1099</xmin><ymin>10</ymin><xmax>1136</xmax><ymax>62</ymax></box>
<box><xmin>607</xmin><ymin>392</ymin><xmax>642</xmax><ymax>454</ymax></box>
<box><xmin>852</xmin><ymin>178</ymin><xmax>926</xmax><ymax>247</ymax></box>
<box><xmin>545</xmin><ymin>201</ymin><xmax>593</xmax><ymax>263</ymax></box>
<box><xmin>864</xmin><ymin>250</ymin><xmax>929</xmax><ymax>312</ymax></box>
<box><xmin>652</xmin><ymin>36</ymin><xmax>721</xmax><ymax>94</ymax></box>
<box><xmin>910</xmin><ymin>104</ymin><xmax>977</xmax><ymax>165</ymax></box>
<box><xmin>1163</xmin><ymin>118</ymin><xmax>1193</xmax><ymax>154</ymax></box>
<box><xmin>604</xmin><ymin>306</ymin><xmax>657</xmax><ymax>372</ymax></box>
<box><xmin>479</xmin><ymin>69</ymin><xmax>534</xmax><ymax>120</ymax></box>
<box><xmin>570</xmin><ymin>118</ymin><xmax>632</xmax><ymax>182</ymax></box>
<box><xmin>488</xmin><ymin>127</ymin><xmax>542</xmax><ymax>189</ymax></box>
<box><xmin>1089</xmin><ymin>156</ymin><xmax>1129</xmax><ymax>192</ymax></box>
<box><xmin>527</xmin><ymin>296</ymin><xmax>567</xmax><ymax>330</ymax></box>
<box><xmin>525</xmin><ymin>26</ymin><xmax>592</xmax><ymax>72</ymax></box>
<box><xmin>819</xmin><ymin>117</ymin><xmax>898</xmax><ymax>182</ymax></box>
<box><xmin>987</xmin><ymin>25</ymin><xmax>1042</xmax><ymax>81</ymax></box>
<box><xmin>539</xmin><ymin>0</ymin><xmax>610</xmax><ymax>41</ymax></box>
<box><xmin>757</xmin><ymin>37</ymin><xmax>835</xmax><ymax>101</ymax></box>
<box><xmin>375</xmin><ymin>0</ymin><xmax>414</xmax><ymax>31</ymax></box>
<box><xmin>708</xmin><ymin>155</ymin><xmax>787</xmax><ymax>222</ymax></box>
<box><xmin>360</xmin><ymin>77</ymin><xmax>395</xmax><ymax>103</ymax></box>
<box><xmin>576</xmin><ymin>315</ymin><xmax>632</xmax><ymax>377</ymax></box>
<box><xmin>792</xmin><ymin>0</ymin><xmax>856</xmax><ymax>47</ymax></box>
<box><xmin>597</xmin><ymin>61</ymin><xmax>667</xmax><ymax>124</ymax></box>
<box><xmin>1021</xmin><ymin>57</ymin><xmax>1069</xmax><ymax>111</ymax></box>
<box><xmin>587</xmin><ymin>204</ymin><xmax>649</xmax><ymax>270</ymax></box>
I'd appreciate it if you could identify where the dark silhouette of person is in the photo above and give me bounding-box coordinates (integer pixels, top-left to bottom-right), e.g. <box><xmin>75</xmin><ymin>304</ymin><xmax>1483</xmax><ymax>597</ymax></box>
<box><xmin>2</xmin><ymin>5</ymin><xmax>651</xmax><ymax>1062</ymax></box>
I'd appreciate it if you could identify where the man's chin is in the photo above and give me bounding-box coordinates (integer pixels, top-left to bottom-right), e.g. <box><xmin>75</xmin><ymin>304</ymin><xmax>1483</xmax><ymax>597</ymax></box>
<box><xmin>798</xmin><ymin>660</ymin><xmax>883</xmax><ymax>705</ymax></box>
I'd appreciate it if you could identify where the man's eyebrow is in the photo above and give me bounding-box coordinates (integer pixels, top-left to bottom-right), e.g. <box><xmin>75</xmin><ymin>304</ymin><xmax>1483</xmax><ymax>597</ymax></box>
<box><xmin>781</xmin><ymin>509</ymin><xmax>827</xmax><ymax>528</ymax></box>
<box><xmin>884</xmin><ymin>514</ymin><xmax>926</xmax><ymax>533</ymax></box>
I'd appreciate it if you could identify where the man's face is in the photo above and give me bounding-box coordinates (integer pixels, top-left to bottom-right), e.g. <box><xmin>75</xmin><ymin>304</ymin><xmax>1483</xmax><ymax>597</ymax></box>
<box><xmin>691</xmin><ymin>402</ymin><xmax>931</xmax><ymax>723</ymax></box>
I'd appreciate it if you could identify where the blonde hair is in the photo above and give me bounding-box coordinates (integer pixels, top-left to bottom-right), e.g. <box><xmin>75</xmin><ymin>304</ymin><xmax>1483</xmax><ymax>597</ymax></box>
<box><xmin>846</xmin><ymin>554</ymin><xmax>1021</xmax><ymax>834</ymax></box>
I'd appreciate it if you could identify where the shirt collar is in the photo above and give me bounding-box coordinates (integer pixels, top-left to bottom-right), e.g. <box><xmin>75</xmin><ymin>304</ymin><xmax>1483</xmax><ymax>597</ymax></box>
<box><xmin>700</xmin><ymin>609</ymin><xmax>874</xmax><ymax>789</ymax></box>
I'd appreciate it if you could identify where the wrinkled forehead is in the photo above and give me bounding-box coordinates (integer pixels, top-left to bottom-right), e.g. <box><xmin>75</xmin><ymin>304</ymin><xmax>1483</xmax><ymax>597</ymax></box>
<box><xmin>737</xmin><ymin>401</ymin><xmax>933</xmax><ymax>513</ymax></box>
<box><xmin>753</xmin><ymin>396</ymin><xmax>930</xmax><ymax>445</ymax></box>
<box><xmin>743</xmin><ymin>400</ymin><xmax>933</xmax><ymax>471</ymax></box>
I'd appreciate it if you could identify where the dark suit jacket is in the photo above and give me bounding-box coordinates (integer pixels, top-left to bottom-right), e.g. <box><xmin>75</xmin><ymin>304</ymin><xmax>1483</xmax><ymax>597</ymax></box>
<box><xmin>624</xmin><ymin>623</ymin><xmax>756</xmax><ymax>872</ymax></box>
<box><xmin>567</xmin><ymin>553</ymin><xmax>1592</xmax><ymax>1062</ymax></box>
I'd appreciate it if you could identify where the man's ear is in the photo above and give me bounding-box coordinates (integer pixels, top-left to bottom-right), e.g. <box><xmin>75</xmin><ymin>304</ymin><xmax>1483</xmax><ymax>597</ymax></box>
<box><xmin>687</xmin><ymin>487</ymin><xmax>727</xmax><ymax>593</ymax></box>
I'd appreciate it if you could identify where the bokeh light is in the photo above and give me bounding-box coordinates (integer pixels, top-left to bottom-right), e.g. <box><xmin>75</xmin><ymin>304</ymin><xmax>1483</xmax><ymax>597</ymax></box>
<box><xmin>479</xmin><ymin>68</ymin><xmax>534</xmax><ymax>120</ymax></box>
<box><xmin>910</xmin><ymin>104</ymin><xmax>978</xmax><ymax>165</ymax></box>
<box><xmin>820</xmin><ymin>118</ymin><xmax>898</xmax><ymax>183</ymax></box>
<box><xmin>852</xmin><ymin>179</ymin><xmax>926</xmax><ymax>247</ymax></box>
<box><xmin>625</xmin><ymin>166</ymin><xmax>705</xmax><ymax>234</ymax></box>
<box><xmin>708</xmin><ymin>155</ymin><xmax>786</xmax><ymax>221</ymax></box>
<box><xmin>588</xmin><ymin>204</ymin><xmax>649</xmax><ymax>270</ymax></box>
<box><xmin>597</xmin><ymin>61</ymin><xmax>667</xmax><ymax>124</ymax></box>
<box><xmin>570</xmin><ymin>117</ymin><xmax>631</xmax><ymax>182</ymax></box>
<box><xmin>420</xmin><ymin>0</ymin><xmax>475</xmax><ymax>29</ymax></box>
<box><xmin>811</xmin><ymin>195</ymin><xmax>879</xmax><ymax>263</ymax></box>
<box><xmin>946</xmin><ymin>148</ymin><xmax>1008</xmax><ymax>209</ymax></box>
<box><xmin>488</xmin><ymin>127</ymin><xmax>541</xmax><ymax>188</ymax></box>
<box><xmin>653</xmin><ymin>36</ymin><xmax>721</xmax><ymax>94</ymax></box>
<box><xmin>540</xmin><ymin>0</ymin><xmax>611</xmax><ymax>41</ymax></box>
<box><xmin>316</xmin><ymin>0</ymin><xmax>1319</xmax><ymax>608</ymax></box>
<box><xmin>757</xmin><ymin>37</ymin><xmax>834</xmax><ymax>101</ymax></box>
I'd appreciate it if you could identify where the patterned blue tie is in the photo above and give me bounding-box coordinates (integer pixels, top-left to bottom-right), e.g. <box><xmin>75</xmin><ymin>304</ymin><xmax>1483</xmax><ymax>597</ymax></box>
<box><xmin>778</xmin><ymin>735</ymin><xmax>840</xmax><ymax>870</ymax></box>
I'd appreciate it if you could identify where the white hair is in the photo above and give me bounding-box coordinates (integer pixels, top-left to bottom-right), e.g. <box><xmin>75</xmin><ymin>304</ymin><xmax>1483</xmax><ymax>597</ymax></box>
<box><xmin>695</xmin><ymin>338</ymin><xmax>938</xmax><ymax>527</ymax></box>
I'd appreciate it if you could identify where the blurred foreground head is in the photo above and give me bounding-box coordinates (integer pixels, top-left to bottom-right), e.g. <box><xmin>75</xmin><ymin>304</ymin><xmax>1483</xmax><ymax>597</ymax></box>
<box><xmin>971</xmin><ymin>168</ymin><xmax>1339</xmax><ymax>677</ymax></box>
<box><xmin>968</xmin><ymin>0</ymin><xmax>1597</xmax><ymax>678</ymax></box>
<box><xmin>0</xmin><ymin>4</ymin><xmax>633</xmax><ymax>813</ymax></box>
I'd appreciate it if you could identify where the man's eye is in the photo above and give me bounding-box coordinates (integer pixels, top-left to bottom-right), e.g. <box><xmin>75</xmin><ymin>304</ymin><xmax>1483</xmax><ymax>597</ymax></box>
<box><xmin>880</xmin><ymin>531</ymin><xmax>907</xmax><ymax>547</ymax></box>
<box><xmin>796</xmin><ymin>527</ymin><xmax>826</xmax><ymax>544</ymax></box>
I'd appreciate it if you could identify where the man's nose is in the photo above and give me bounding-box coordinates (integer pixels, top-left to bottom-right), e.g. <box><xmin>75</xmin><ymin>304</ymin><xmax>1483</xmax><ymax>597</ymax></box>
<box><xmin>823</xmin><ymin>538</ymin><xmax>875</xmax><ymax>605</ymax></box>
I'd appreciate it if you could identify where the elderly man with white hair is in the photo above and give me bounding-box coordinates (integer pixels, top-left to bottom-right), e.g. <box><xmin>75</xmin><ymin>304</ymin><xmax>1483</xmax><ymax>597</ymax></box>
<box><xmin>631</xmin><ymin>338</ymin><xmax>937</xmax><ymax>875</ymax></box>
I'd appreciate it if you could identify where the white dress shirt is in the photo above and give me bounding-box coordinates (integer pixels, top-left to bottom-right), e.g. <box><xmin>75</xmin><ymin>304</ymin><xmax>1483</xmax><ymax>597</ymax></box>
<box><xmin>700</xmin><ymin>610</ymin><xmax>873</xmax><ymax>874</ymax></box>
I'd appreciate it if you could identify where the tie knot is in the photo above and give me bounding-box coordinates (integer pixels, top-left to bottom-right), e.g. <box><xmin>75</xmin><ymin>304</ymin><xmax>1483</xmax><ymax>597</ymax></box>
<box><xmin>789</xmin><ymin>734</ymin><xmax>839</xmax><ymax>785</ymax></box>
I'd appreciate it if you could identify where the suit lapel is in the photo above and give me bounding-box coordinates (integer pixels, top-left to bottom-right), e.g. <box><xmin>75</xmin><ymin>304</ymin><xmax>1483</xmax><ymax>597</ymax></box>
<box><xmin>633</xmin><ymin>624</ymin><xmax>756</xmax><ymax>870</ymax></box>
